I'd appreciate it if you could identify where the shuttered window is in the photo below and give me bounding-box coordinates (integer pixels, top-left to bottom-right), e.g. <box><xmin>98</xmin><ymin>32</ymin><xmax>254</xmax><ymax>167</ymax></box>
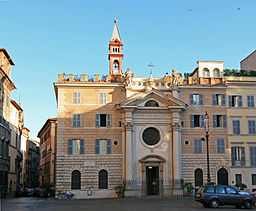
<box><xmin>99</xmin><ymin>92</ymin><xmax>107</xmax><ymax>104</ymax></box>
<box><xmin>213</xmin><ymin>115</ymin><xmax>227</xmax><ymax>128</ymax></box>
<box><xmin>73</xmin><ymin>92</ymin><xmax>81</xmax><ymax>104</ymax></box>
<box><xmin>191</xmin><ymin>115</ymin><xmax>205</xmax><ymax>128</ymax></box>
<box><xmin>231</xmin><ymin>146</ymin><xmax>245</xmax><ymax>166</ymax></box>
<box><xmin>194</xmin><ymin>139</ymin><xmax>202</xmax><ymax>154</ymax></box>
<box><xmin>217</xmin><ymin>139</ymin><xmax>225</xmax><ymax>154</ymax></box>
<box><xmin>250</xmin><ymin>146</ymin><xmax>256</xmax><ymax>166</ymax></box>
<box><xmin>247</xmin><ymin>95</ymin><xmax>254</xmax><ymax>108</ymax></box>
<box><xmin>95</xmin><ymin>139</ymin><xmax>111</xmax><ymax>154</ymax></box>
<box><xmin>213</xmin><ymin>94</ymin><xmax>226</xmax><ymax>106</ymax></box>
<box><xmin>248</xmin><ymin>120</ymin><xmax>256</xmax><ymax>134</ymax></box>
<box><xmin>72</xmin><ymin>114</ymin><xmax>81</xmax><ymax>127</ymax></box>
<box><xmin>96</xmin><ymin>114</ymin><xmax>112</xmax><ymax>128</ymax></box>
<box><xmin>68</xmin><ymin>139</ymin><xmax>84</xmax><ymax>155</ymax></box>
<box><xmin>229</xmin><ymin>95</ymin><xmax>242</xmax><ymax>107</ymax></box>
<box><xmin>232</xmin><ymin>120</ymin><xmax>240</xmax><ymax>135</ymax></box>
<box><xmin>190</xmin><ymin>94</ymin><xmax>204</xmax><ymax>105</ymax></box>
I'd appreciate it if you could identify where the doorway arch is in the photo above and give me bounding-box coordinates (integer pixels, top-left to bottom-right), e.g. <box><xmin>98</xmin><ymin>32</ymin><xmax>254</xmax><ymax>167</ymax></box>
<box><xmin>194</xmin><ymin>168</ymin><xmax>203</xmax><ymax>187</ymax></box>
<box><xmin>217</xmin><ymin>168</ymin><xmax>228</xmax><ymax>185</ymax></box>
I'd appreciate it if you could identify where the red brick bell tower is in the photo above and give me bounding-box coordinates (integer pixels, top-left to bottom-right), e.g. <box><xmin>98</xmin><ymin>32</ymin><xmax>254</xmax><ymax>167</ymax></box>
<box><xmin>108</xmin><ymin>20</ymin><xmax>123</xmax><ymax>75</ymax></box>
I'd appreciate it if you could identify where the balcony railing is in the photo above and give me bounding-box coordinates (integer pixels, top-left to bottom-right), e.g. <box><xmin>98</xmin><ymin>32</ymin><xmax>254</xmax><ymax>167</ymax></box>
<box><xmin>58</xmin><ymin>74</ymin><xmax>112</xmax><ymax>83</ymax></box>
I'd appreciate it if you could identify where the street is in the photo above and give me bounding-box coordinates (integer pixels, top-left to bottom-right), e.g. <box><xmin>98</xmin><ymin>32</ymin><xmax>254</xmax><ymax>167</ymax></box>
<box><xmin>1</xmin><ymin>197</ymin><xmax>251</xmax><ymax>211</ymax></box>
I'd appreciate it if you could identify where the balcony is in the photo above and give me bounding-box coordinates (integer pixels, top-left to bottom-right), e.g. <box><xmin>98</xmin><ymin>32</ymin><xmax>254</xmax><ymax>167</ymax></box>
<box><xmin>184</xmin><ymin>77</ymin><xmax>226</xmax><ymax>85</ymax></box>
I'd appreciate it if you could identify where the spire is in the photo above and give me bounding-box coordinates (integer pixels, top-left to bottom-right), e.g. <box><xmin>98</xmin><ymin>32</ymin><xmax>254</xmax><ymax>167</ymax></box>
<box><xmin>111</xmin><ymin>20</ymin><xmax>121</xmax><ymax>41</ymax></box>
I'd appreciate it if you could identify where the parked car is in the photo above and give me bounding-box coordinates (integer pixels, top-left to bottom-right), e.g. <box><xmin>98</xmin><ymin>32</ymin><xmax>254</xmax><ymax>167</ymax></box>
<box><xmin>195</xmin><ymin>185</ymin><xmax>255</xmax><ymax>209</ymax></box>
<box><xmin>16</xmin><ymin>188</ymin><xmax>27</xmax><ymax>197</ymax></box>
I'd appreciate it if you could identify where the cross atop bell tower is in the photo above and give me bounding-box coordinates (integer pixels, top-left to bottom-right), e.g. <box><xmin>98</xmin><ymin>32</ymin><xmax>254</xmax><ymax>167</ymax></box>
<box><xmin>108</xmin><ymin>19</ymin><xmax>123</xmax><ymax>75</ymax></box>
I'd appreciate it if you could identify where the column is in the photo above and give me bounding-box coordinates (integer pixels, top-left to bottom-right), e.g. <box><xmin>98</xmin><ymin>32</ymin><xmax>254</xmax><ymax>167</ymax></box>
<box><xmin>121</xmin><ymin>124</ymin><xmax>126</xmax><ymax>181</ymax></box>
<box><xmin>172</xmin><ymin>110</ymin><xmax>182</xmax><ymax>192</ymax></box>
<box><xmin>125</xmin><ymin>121</ymin><xmax>133</xmax><ymax>181</ymax></box>
<box><xmin>172</xmin><ymin>123</ymin><xmax>182</xmax><ymax>180</ymax></box>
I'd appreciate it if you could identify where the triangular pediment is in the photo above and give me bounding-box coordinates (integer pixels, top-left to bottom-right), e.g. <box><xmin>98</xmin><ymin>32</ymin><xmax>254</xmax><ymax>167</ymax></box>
<box><xmin>119</xmin><ymin>89</ymin><xmax>187</xmax><ymax>108</ymax></box>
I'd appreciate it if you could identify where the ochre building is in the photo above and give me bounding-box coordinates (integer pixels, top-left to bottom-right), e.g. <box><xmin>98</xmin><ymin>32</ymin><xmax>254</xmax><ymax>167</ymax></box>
<box><xmin>53</xmin><ymin>21</ymin><xmax>256</xmax><ymax>198</ymax></box>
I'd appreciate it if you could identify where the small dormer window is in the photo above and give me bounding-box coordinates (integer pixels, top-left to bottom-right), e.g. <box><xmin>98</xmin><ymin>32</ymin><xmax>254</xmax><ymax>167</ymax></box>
<box><xmin>202</xmin><ymin>68</ymin><xmax>210</xmax><ymax>77</ymax></box>
<box><xmin>213</xmin><ymin>68</ymin><xmax>220</xmax><ymax>78</ymax></box>
<box><xmin>145</xmin><ymin>100</ymin><xmax>159</xmax><ymax>107</ymax></box>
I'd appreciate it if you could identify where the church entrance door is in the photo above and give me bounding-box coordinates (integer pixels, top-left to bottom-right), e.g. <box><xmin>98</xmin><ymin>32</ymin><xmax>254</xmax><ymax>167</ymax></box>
<box><xmin>146</xmin><ymin>166</ymin><xmax>159</xmax><ymax>195</ymax></box>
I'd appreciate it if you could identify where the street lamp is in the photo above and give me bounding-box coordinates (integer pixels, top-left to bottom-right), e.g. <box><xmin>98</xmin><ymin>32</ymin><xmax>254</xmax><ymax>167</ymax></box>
<box><xmin>201</xmin><ymin>111</ymin><xmax>211</xmax><ymax>184</ymax></box>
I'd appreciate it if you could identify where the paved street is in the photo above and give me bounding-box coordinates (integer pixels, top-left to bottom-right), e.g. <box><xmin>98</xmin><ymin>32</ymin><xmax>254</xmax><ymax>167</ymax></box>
<box><xmin>1</xmin><ymin>196</ymin><xmax>252</xmax><ymax>211</ymax></box>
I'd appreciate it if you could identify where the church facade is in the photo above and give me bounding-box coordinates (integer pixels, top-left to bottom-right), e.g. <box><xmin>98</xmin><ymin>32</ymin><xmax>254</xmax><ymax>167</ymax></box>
<box><xmin>54</xmin><ymin>21</ymin><xmax>237</xmax><ymax>198</ymax></box>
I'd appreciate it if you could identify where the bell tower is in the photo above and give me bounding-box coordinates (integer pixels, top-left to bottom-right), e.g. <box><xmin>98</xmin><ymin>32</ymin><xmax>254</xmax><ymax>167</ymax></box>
<box><xmin>108</xmin><ymin>20</ymin><xmax>123</xmax><ymax>75</ymax></box>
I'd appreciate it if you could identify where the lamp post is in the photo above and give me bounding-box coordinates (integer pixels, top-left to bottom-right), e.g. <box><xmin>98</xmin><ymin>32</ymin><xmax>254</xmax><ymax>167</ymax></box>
<box><xmin>202</xmin><ymin>111</ymin><xmax>211</xmax><ymax>184</ymax></box>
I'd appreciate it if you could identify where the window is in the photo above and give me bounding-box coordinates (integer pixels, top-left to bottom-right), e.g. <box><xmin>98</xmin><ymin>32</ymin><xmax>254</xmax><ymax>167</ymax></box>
<box><xmin>213</xmin><ymin>94</ymin><xmax>226</xmax><ymax>106</ymax></box>
<box><xmin>205</xmin><ymin>186</ymin><xmax>215</xmax><ymax>193</ymax></box>
<box><xmin>231</xmin><ymin>146</ymin><xmax>245</xmax><ymax>166</ymax></box>
<box><xmin>247</xmin><ymin>95</ymin><xmax>254</xmax><ymax>108</ymax></box>
<box><xmin>99</xmin><ymin>92</ymin><xmax>107</xmax><ymax>104</ymax></box>
<box><xmin>95</xmin><ymin>139</ymin><xmax>111</xmax><ymax>154</ymax></box>
<box><xmin>68</xmin><ymin>139</ymin><xmax>84</xmax><ymax>155</ymax></box>
<box><xmin>213</xmin><ymin>115</ymin><xmax>227</xmax><ymax>128</ymax></box>
<box><xmin>217</xmin><ymin>139</ymin><xmax>225</xmax><ymax>154</ymax></box>
<box><xmin>190</xmin><ymin>94</ymin><xmax>204</xmax><ymax>105</ymax></box>
<box><xmin>216</xmin><ymin>186</ymin><xmax>225</xmax><ymax>194</ymax></box>
<box><xmin>225</xmin><ymin>187</ymin><xmax>236</xmax><ymax>194</ymax></box>
<box><xmin>250</xmin><ymin>146</ymin><xmax>256</xmax><ymax>166</ymax></box>
<box><xmin>252</xmin><ymin>174</ymin><xmax>256</xmax><ymax>185</ymax></box>
<box><xmin>235</xmin><ymin>174</ymin><xmax>242</xmax><ymax>185</ymax></box>
<box><xmin>71</xmin><ymin>170</ymin><xmax>81</xmax><ymax>190</ymax></box>
<box><xmin>145</xmin><ymin>100</ymin><xmax>159</xmax><ymax>107</ymax></box>
<box><xmin>232</xmin><ymin>120</ymin><xmax>240</xmax><ymax>135</ymax></box>
<box><xmin>73</xmin><ymin>92</ymin><xmax>81</xmax><ymax>104</ymax></box>
<box><xmin>248</xmin><ymin>120</ymin><xmax>256</xmax><ymax>134</ymax></box>
<box><xmin>191</xmin><ymin>115</ymin><xmax>205</xmax><ymax>128</ymax></box>
<box><xmin>194</xmin><ymin>139</ymin><xmax>202</xmax><ymax>154</ymax></box>
<box><xmin>99</xmin><ymin>170</ymin><xmax>108</xmax><ymax>189</ymax></box>
<box><xmin>142</xmin><ymin>127</ymin><xmax>160</xmax><ymax>146</ymax></box>
<box><xmin>96</xmin><ymin>114</ymin><xmax>111</xmax><ymax>128</ymax></box>
<box><xmin>72</xmin><ymin>114</ymin><xmax>81</xmax><ymax>127</ymax></box>
<box><xmin>229</xmin><ymin>95</ymin><xmax>242</xmax><ymax>107</ymax></box>
<box><xmin>202</xmin><ymin>68</ymin><xmax>210</xmax><ymax>77</ymax></box>
<box><xmin>213</xmin><ymin>68</ymin><xmax>220</xmax><ymax>78</ymax></box>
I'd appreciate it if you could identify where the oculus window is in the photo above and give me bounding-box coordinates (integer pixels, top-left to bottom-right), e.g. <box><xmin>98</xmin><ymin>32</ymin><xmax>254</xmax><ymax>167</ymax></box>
<box><xmin>142</xmin><ymin>127</ymin><xmax>160</xmax><ymax>146</ymax></box>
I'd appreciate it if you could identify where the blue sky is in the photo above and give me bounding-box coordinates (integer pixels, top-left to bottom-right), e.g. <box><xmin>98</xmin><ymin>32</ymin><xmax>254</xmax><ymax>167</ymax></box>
<box><xmin>1</xmin><ymin>0</ymin><xmax>256</xmax><ymax>140</ymax></box>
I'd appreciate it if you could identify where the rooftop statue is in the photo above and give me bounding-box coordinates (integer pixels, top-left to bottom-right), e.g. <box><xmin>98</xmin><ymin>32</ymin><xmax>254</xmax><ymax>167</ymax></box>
<box><xmin>123</xmin><ymin>68</ymin><xmax>134</xmax><ymax>87</ymax></box>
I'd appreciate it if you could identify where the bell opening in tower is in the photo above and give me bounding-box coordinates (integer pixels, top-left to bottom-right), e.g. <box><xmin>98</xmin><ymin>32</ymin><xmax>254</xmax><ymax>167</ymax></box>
<box><xmin>113</xmin><ymin>60</ymin><xmax>119</xmax><ymax>74</ymax></box>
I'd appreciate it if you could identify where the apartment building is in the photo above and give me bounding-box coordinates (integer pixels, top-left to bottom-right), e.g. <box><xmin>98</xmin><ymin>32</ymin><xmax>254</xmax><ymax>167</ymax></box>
<box><xmin>38</xmin><ymin>118</ymin><xmax>57</xmax><ymax>188</ymax></box>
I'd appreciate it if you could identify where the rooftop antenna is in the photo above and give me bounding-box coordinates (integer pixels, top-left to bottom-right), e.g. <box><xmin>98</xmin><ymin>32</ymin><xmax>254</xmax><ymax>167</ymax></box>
<box><xmin>148</xmin><ymin>63</ymin><xmax>154</xmax><ymax>76</ymax></box>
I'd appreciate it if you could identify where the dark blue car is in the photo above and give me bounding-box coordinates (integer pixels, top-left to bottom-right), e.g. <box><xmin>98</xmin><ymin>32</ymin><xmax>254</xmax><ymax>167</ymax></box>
<box><xmin>195</xmin><ymin>185</ymin><xmax>255</xmax><ymax>209</ymax></box>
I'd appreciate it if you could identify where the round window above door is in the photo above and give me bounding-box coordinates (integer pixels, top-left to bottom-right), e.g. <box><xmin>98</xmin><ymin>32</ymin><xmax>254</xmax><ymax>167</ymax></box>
<box><xmin>142</xmin><ymin>127</ymin><xmax>160</xmax><ymax>146</ymax></box>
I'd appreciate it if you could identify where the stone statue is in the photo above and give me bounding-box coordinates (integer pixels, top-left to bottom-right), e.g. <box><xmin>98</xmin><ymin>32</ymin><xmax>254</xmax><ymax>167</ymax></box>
<box><xmin>172</xmin><ymin>69</ymin><xmax>180</xmax><ymax>85</ymax></box>
<box><xmin>124</xmin><ymin>68</ymin><xmax>134</xmax><ymax>87</ymax></box>
<box><xmin>163</xmin><ymin>72</ymin><xmax>172</xmax><ymax>83</ymax></box>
